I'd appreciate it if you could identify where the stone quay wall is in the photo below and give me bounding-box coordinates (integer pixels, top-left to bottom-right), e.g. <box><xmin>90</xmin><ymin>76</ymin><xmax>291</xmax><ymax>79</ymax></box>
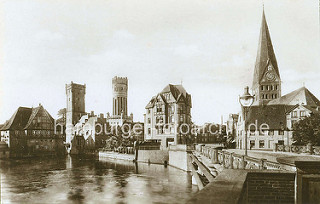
<box><xmin>240</xmin><ymin>172</ymin><xmax>295</xmax><ymax>204</ymax></box>
<box><xmin>137</xmin><ymin>150</ymin><xmax>169</xmax><ymax>164</ymax></box>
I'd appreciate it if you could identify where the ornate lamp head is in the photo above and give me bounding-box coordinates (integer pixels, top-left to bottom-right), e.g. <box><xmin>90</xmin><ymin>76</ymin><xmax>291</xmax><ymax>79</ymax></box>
<box><xmin>239</xmin><ymin>86</ymin><xmax>254</xmax><ymax>107</ymax></box>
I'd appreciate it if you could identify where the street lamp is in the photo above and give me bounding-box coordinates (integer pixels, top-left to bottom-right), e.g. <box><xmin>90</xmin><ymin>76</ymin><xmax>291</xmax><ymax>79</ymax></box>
<box><xmin>239</xmin><ymin>86</ymin><xmax>254</xmax><ymax>156</ymax></box>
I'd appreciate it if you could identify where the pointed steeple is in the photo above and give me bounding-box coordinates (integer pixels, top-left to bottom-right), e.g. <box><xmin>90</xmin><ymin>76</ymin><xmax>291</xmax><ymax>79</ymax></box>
<box><xmin>252</xmin><ymin>9</ymin><xmax>280</xmax><ymax>87</ymax></box>
<box><xmin>252</xmin><ymin>9</ymin><xmax>281</xmax><ymax>105</ymax></box>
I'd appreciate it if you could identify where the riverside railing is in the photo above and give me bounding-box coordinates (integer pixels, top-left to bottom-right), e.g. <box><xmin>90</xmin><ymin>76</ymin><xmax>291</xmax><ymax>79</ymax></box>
<box><xmin>197</xmin><ymin>145</ymin><xmax>295</xmax><ymax>171</ymax></box>
<box><xmin>275</xmin><ymin>144</ymin><xmax>320</xmax><ymax>155</ymax></box>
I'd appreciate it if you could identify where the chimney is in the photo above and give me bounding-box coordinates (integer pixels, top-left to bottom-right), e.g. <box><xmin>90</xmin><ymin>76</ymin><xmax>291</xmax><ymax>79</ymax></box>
<box><xmin>91</xmin><ymin>111</ymin><xmax>94</xmax><ymax>116</ymax></box>
<box><xmin>100</xmin><ymin>113</ymin><xmax>104</xmax><ymax>118</ymax></box>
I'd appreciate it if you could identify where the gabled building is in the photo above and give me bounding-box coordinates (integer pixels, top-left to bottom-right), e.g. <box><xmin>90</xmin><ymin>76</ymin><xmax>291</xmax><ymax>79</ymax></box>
<box><xmin>0</xmin><ymin>104</ymin><xmax>65</xmax><ymax>157</ymax></box>
<box><xmin>236</xmin><ymin>10</ymin><xmax>320</xmax><ymax>150</ymax></box>
<box><xmin>144</xmin><ymin>84</ymin><xmax>192</xmax><ymax>148</ymax></box>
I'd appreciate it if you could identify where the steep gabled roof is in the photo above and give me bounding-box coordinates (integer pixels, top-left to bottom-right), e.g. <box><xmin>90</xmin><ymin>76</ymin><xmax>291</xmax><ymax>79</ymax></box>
<box><xmin>24</xmin><ymin>106</ymin><xmax>41</xmax><ymax>129</ymax></box>
<box><xmin>0</xmin><ymin>107</ymin><xmax>33</xmax><ymax>130</ymax></box>
<box><xmin>24</xmin><ymin>105</ymin><xmax>54</xmax><ymax>129</ymax></box>
<box><xmin>145</xmin><ymin>96</ymin><xmax>156</xmax><ymax>109</ymax></box>
<box><xmin>247</xmin><ymin>105</ymin><xmax>294</xmax><ymax>130</ymax></box>
<box><xmin>161</xmin><ymin>84</ymin><xmax>191</xmax><ymax>106</ymax></box>
<box><xmin>284</xmin><ymin>104</ymin><xmax>320</xmax><ymax>115</ymax></box>
<box><xmin>252</xmin><ymin>10</ymin><xmax>280</xmax><ymax>88</ymax></box>
<box><xmin>146</xmin><ymin>84</ymin><xmax>192</xmax><ymax>109</ymax></box>
<box><xmin>268</xmin><ymin>87</ymin><xmax>320</xmax><ymax>107</ymax></box>
<box><xmin>177</xmin><ymin>93</ymin><xmax>186</xmax><ymax>103</ymax></box>
<box><xmin>0</xmin><ymin>105</ymin><xmax>55</xmax><ymax>131</ymax></box>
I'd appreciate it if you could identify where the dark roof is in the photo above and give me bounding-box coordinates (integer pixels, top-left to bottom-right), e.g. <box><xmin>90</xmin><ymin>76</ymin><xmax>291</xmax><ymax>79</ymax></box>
<box><xmin>268</xmin><ymin>87</ymin><xmax>320</xmax><ymax>107</ymax></box>
<box><xmin>0</xmin><ymin>107</ymin><xmax>33</xmax><ymax>130</ymax></box>
<box><xmin>145</xmin><ymin>96</ymin><xmax>156</xmax><ymax>109</ymax></box>
<box><xmin>0</xmin><ymin>105</ymin><xmax>54</xmax><ymax>131</ymax></box>
<box><xmin>24</xmin><ymin>106</ymin><xmax>42</xmax><ymax>129</ymax></box>
<box><xmin>146</xmin><ymin>84</ymin><xmax>192</xmax><ymax>108</ymax></box>
<box><xmin>252</xmin><ymin>10</ymin><xmax>280</xmax><ymax>88</ymax></box>
<box><xmin>246</xmin><ymin>105</ymin><xmax>294</xmax><ymax>130</ymax></box>
<box><xmin>24</xmin><ymin>105</ymin><xmax>54</xmax><ymax>129</ymax></box>
<box><xmin>161</xmin><ymin>84</ymin><xmax>188</xmax><ymax>99</ymax></box>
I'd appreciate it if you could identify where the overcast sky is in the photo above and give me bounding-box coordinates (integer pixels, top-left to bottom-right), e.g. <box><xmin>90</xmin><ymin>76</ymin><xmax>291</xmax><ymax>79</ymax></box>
<box><xmin>0</xmin><ymin>0</ymin><xmax>319</xmax><ymax>124</ymax></box>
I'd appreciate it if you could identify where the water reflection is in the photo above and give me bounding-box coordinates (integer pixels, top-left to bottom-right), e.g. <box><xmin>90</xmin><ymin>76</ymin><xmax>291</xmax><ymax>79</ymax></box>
<box><xmin>0</xmin><ymin>156</ymin><xmax>197</xmax><ymax>203</ymax></box>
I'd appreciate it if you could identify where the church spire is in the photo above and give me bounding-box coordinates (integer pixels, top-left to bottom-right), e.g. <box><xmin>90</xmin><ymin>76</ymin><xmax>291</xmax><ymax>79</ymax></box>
<box><xmin>252</xmin><ymin>9</ymin><xmax>281</xmax><ymax>104</ymax></box>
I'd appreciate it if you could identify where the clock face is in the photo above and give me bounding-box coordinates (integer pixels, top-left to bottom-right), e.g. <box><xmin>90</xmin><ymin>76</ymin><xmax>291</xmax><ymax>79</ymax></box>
<box><xmin>265</xmin><ymin>71</ymin><xmax>276</xmax><ymax>81</ymax></box>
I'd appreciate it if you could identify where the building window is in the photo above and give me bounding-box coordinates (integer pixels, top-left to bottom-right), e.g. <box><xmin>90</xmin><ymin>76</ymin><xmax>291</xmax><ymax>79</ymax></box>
<box><xmin>148</xmin><ymin>109</ymin><xmax>151</xmax><ymax>114</ymax></box>
<box><xmin>266</xmin><ymin>85</ymin><xmax>269</xmax><ymax>91</ymax></box>
<box><xmin>279</xmin><ymin>130</ymin><xmax>284</xmax><ymax>135</ymax></box>
<box><xmin>292</xmin><ymin>111</ymin><xmax>297</xmax><ymax>118</ymax></box>
<box><xmin>265</xmin><ymin>94</ymin><xmax>268</xmax><ymax>99</ymax></box>
<box><xmin>276</xmin><ymin>85</ymin><xmax>278</xmax><ymax>90</ymax></box>
<box><xmin>274</xmin><ymin>94</ymin><xmax>277</xmax><ymax>98</ymax></box>
<box><xmin>261</xmin><ymin>94</ymin><xmax>264</xmax><ymax>99</ymax></box>
<box><xmin>259</xmin><ymin>140</ymin><xmax>265</xmax><ymax>148</ymax></box>
<box><xmin>148</xmin><ymin>128</ymin><xmax>151</xmax><ymax>135</ymax></box>
<box><xmin>250</xmin><ymin>140</ymin><xmax>255</xmax><ymax>149</ymax></box>
<box><xmin>300</xmin><ymin>111</ymin><xmax>306</xmax><ymax>117</ymax></box>
<box><xmin>268</xmin><ymin>130</ymin><xmax>274</xmax><ymax>136</ymax></box>
<box><xmin>261</xmin><ymin>86</ymin><xmax>264</xmax><ymax>91</ymax></box>
<box><xmin>148</xmin><ymin>118</ymin><xmax>151</xmax><ymax>124</ymax></box>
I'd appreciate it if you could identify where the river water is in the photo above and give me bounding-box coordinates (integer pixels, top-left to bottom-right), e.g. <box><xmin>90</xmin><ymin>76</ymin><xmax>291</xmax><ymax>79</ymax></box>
<box><xmin>0</xmin><ymin>156</ymin><xmax>197</xmax><ymax>204</ymax></box>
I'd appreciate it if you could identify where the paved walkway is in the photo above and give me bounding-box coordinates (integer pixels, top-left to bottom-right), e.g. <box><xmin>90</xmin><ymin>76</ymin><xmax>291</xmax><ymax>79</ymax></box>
<box><xmin>225</xmin><ymin>149</ymin><xmax>320</xmax><ymax>163</ymax></box>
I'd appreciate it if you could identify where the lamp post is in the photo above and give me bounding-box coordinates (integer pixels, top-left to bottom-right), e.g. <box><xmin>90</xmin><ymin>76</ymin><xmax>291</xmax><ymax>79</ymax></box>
<box><xmin>239</xmin><ymin>86</ymin><xmax>254</xmax><ymax>156</ymax></box>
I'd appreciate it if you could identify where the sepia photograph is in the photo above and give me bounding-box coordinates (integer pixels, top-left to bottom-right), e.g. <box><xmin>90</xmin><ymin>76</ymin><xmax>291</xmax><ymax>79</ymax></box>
<box><xmin>0</xmin><ymin>0</ymin><xmax>319</xmax><ymax>203</ymax></box>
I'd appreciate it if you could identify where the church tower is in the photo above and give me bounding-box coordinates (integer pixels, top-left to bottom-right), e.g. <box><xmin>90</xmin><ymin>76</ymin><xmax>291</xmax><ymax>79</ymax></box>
<box><xmin>252</xmin><ymin>10</ymin><xmax>281</xmax><ymax>104</ymax></box>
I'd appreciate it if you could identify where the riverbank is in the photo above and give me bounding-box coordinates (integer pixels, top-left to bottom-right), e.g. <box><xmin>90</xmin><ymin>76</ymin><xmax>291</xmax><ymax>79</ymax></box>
<box><xmin>99</xmin><ymin>151</ymin><xmax>135</xmax><ymax>161</ymax></box>
<box><xmin>99</xmin><ymin>146</ymin><xmax>190</xmax><ymax>171</ymax></box>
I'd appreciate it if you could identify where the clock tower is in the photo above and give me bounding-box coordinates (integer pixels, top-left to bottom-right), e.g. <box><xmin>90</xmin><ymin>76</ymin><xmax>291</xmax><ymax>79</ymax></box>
<box><xmin>252</xmin><ymin>10</ymin><xmax>281</xmax><ymax>104</ymax></box>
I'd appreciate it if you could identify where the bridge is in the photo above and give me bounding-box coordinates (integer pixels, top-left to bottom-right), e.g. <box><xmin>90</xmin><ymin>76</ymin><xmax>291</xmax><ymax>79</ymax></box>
<box><xmin>187</xmin><ymin>144</ymin><xmax>320</xmax><ymax>204</ymax></box>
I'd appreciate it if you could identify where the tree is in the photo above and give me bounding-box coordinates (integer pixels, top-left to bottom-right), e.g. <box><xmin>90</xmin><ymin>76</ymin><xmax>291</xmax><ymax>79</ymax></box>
<box><xmin>292</xmin><ymin>113</ymin><xmax>320</xmax><ymax>146</ymax></box>
<box><xmin>57</xmin><ymin>108</ymin><xmax>66</xmax><ymax>119</ymax></box>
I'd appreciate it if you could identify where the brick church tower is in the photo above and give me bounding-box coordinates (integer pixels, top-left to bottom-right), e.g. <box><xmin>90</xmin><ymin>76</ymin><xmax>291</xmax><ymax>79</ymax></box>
<box><xmin>252</xmin><ymin>10</ymin><xmax>281</xmax><ymax>105</ymax></box>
